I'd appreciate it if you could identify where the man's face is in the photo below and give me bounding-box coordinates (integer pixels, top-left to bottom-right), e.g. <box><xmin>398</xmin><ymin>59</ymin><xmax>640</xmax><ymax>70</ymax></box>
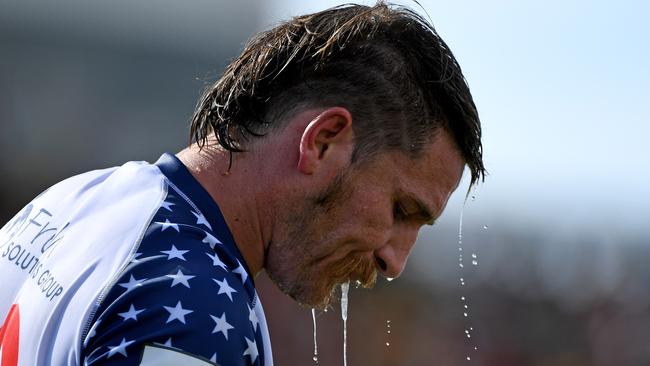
<box><xmin>265</xmin><ymin>131</ymin><xmax>465</xmax><ymax>308</ymax></box>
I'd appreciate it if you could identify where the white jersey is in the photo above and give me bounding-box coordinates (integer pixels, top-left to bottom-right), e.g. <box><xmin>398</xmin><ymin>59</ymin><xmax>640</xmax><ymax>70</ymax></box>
<box><xmin>0</xmin><ymin>153</ymin><xmax>273</xmax><ymax>366</ymax></box>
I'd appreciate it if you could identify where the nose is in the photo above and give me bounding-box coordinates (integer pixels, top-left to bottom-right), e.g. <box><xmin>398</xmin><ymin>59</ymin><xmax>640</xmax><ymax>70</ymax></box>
<box><xmin>373</xmin><ymin>226</ymin><xmax>419</xmax><ymax>279</ymax></box>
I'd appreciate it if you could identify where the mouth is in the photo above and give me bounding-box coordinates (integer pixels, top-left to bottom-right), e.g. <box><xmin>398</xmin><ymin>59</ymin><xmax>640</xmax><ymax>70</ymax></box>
<box><xmin>336</xmin><ymin>265</ymin><xmax>377</xmax><ymax>290</ymax></box>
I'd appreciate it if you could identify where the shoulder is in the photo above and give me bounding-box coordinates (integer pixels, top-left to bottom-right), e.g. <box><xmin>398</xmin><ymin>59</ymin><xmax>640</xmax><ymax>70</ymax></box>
<box><xmin>80</xmin><ymin>188</ymin><xmax>264</xmax><ymax>366</ymax></box>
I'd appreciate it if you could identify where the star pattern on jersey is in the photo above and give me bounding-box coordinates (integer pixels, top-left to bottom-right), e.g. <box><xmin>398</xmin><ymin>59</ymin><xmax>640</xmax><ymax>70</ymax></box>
<box><xmin>243</xmin><ymin>337</ymin><xmax>259</xmax><ymax>363</ymax></box>
<box><xmin>118</xmin><ymin>274</ymin><xmax>147</xmax><ymax>292</ymax></box>
<box><xmin>83</xmin><ymin>178</ymin><xmax>265</xmax><ymax>366</ymax></box>
<box><xmin>164</xmin><ymin>301</ymin><xmax>193</xmax><ymax>324</ymax></box>
<box><xmin>130</xmin><ymin>252</ymin><xmax>143</xmax><ymax>263</ymax></box>
<box><xmin>206</xmin><ymin>251</ymin><xmax>228</xmax><ymax>271</ymax></box>
<box><xmin>154</xmin><ymin>337</ymin><xmax>173</xmax><ymax>348</ymax></box>
<box><xmin>117</xmin><ymin>304</ymin><xmax>146</xmax><ymax>321</ymax></box>
<box><xmin>210</xmin><ymin>313</ymin><xmax>234</xmax><ymax>340</ymax></box>
<box><xmin>160</xmin><ymin>200</ymin><xmax>175</xmax><ymax>212</ymax></box>
<box><xmin>248</xmin><ymin>304</ymin><xmax>259</xmax><ymax>332</ymax></box>
<box><xmin>83</xmin><ymin>319</ymin><xmax>101</xmax><ymax>347</ymax></box>
<box><xmin>213</xmin><ymin>277</ymin><xmax>237</xmax><ymax>301</ymax></box>
<box><xmin>159</xmin><ymin>219</ymin><xmax>180</xmax><ymax>232</ymax></box>
<box><xmin>202</xmin><ymin>231</ymin><xmax>221</xmax><ymax>249</ymax></box>
<box><xmin>192</xmin><ymin>210</ymin><xmax>213</xmax><ymax>230</ymax></box>
<box><xmin>107</xmin><ymin>338</ymin><xmax>135</xmax><ymax>358</ymax></box>
<box><xmin>167</xmin><ymin>269</ymin><xmax>195</xmax><ymax>288</ymax></box>
<box><xmin>160</xmin><ymin>244</ymin><xmax>189</xmax><ymax>261</ymax></box>
<box><xmin>233</xmin><ymin>260</ymin><xmax>249</xmax><ymax>283</ymax></box>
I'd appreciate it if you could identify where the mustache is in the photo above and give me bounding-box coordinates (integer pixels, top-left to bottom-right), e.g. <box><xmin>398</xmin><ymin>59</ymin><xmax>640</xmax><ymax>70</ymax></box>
<box><xmin>329</xmin><ymin>254</ymin><xmax>377</xmax><ymax>288</ymax></box>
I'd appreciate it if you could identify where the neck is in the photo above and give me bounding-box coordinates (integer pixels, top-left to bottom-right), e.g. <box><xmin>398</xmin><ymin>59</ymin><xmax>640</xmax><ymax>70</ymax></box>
<box><xmin>176</xmin><ymin>143</ymin><xmax>271</xmax><ymax>277</ymax></box>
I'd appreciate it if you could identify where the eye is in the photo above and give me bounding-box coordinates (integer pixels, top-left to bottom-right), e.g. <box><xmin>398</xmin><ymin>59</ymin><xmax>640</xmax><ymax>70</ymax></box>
<box><xmin>393</xmin><ymin>201</ymin><xmax>407</xmax><ymax>220</ymax></box>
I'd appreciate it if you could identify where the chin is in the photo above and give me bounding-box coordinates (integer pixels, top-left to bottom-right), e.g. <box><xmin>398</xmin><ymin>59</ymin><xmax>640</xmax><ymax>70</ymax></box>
<box><xmin>294</xmin><ymin>281</ymin><xmax>339</xmax><ymax>310</ymax></box>
<box><xmin>282</xmin><ymin>275</ymin><xmax>343</xmax><ymax>310</ymax></box>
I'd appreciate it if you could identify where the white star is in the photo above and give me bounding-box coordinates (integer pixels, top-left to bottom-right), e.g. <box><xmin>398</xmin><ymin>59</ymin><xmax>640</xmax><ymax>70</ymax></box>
<box><xmin>191</xmin><ymin>210</ymin><xmax>212</xmax><ymax>230</ymax></box>
<box><xmin>163</xmin><ymin>301</ymin><xmax>193</xmax><ymax>324</ymax></box>
<box><xmin>153</xmin><ymin>337</ymin><xmax>174</xmax><ymax>348</ymax></box>
<box><xmin>248</xmin><ymin>304</ymin><xmax>259</xmax><ymax>332</ymax></box>
<box><xmin>130</xmin><ymin>252</ymin><xmax>143</xmax><ymax>263</ymax></box>
<box><xmin>118</xmin><ymin>274</ymin><xmax>147</xmax><ymax>292</ymax></box>
<box><xmin>242</xmin><ymin>337</ymin><xmax>259</xmax><ymax>363</ymax></box>
<box><xmin>160</xmin><ymin>200</ymin><xmax>175</xmax><ymax>211</ymax></box>
<box><xmin>83</xmin><ymin>319</ymin><xmax>101</xmax><ymax>347</ymax></box>
<box><xmin>201</xmin><ymin>231</ymin><xmax>221</xmax><ymax>249</ymax></box>
<box><xmin>233</xmin><ymin>260</ymin><xmax>249</xmax><ymax>283</ymax></box>
<box><xmin>160</xmin><ymin>245</ymin><xmax>188</xmax><ymax>261</ymax></box>
<box><xmin>159</xmin><ymin>219</ymin><xmax>180</xmax><ymax>232</ymax></box>
<box><xmin>212</xmin><ymin>277</ymin><xmax>237</xmax><ymax>301</ymax></box>
<box><xmin>117</xmin><ymin>304</ymin><xmax>146</xmax><ymax>321</ymax></box>
<box><xmin>166</xmin><ymin>269</ymin><xmax>195</xmax><ymax>288</ymax></box>
<box><xmin>107</xmin><ymin>337</ymin><xmax>135</xmax><ymax>358</ymax></box>
<box><xmin>210</xmin><ymin>313</ymin><xmax>234</xmax><ymax>340</ymax></box>
<box><xmin>205</xmin><ymin>252</ymin><xmax>228</xmax><ymax>271</ymax></box>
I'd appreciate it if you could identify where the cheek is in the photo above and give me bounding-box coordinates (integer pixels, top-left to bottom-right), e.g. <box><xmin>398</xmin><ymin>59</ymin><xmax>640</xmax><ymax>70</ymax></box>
<box><xmin>346</xmin><ymin>199</ymin><xmax>392</xmax><ymax>242</ymax></box>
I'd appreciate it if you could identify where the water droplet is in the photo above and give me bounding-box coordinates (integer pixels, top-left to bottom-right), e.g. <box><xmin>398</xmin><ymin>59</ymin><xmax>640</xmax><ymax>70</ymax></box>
<box><xmin>474</xmin><ymin>346</ymin><xmax>478</xmax><ymax>350</ymax></box>
<box><xmin>467</xmin><ymin>356</ymin><xmax>471</xmax><ymax>361</ymax></box>
<box><xmin>461</xmin><ymin>296</ymin><xmax>466</xmax><ymax>301</ymax></box>
<box><xmin>385</xmin><ymin>342</ymin><xmax>390</xmax><ymax>346</ymax></box>
<box><xmin>465</xmin><ymin>330</ymin><xmax>470</xmax><ymax>334</ymax></box>
<box><xmin>463</xmin><ymin>312</ymin><xmax>468</xmax><ymax>317</ymax></box>
<box><xmin>459</xmin><ymin>263</ymin><xmax>464</xmax><ymax>268</ymax></box>
<box><xmin>387</xmin><ymin>330</ymin><xmax>391</xmax><ymax>334</ymax></box>
<box><xmin>467</xmin><ymin>334</ymin><xmax>471</xmax><ymax>338</ymax></box>
<box><xmin>471</xmin><ymin>195</ymin><xmax>476</xmax><ymax>201</ymax></box>
<box><xmin>471</xmin><ymin>253</ymin><xmax>477</xmax><ymax>259</ymax></box>
<box><xmin>458</xmin><ymin>247</ymin><xmax>463</xmax><ymax>252</ymax></box>
<box><xmin>341</xmin><ymin>282</ymin><xmax>350</xmax><ymax>366</ymax></box>
<box><xmin>312</xmin><ymin>309</ymin><xmax>318</xmax><ymax>364</ymax></box>
<box><xmin>386</xmin><ymin>277</ymin><xmax>394</xmax><ymax>282</ymax></box>
<box><xmin>464</xmin><ymin>305</ymin><xmax>468</xmax><ymax>309</ymax></box>
<box><xmin>472</xmin><ymin>260</ymin><xmax>478</xmax><ymax>266</ymax></box>
<box><xmin>482</xmin><ymin>225</ymin><xmax>488</xmax><ymax>230</ymax></box>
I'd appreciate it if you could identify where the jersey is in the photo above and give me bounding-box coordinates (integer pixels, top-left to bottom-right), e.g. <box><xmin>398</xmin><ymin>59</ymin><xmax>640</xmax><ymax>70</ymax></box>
<box><xmin>0</xmin><ymin>153</ymin><xmax>273</xmax><ymax>366</ymax></box>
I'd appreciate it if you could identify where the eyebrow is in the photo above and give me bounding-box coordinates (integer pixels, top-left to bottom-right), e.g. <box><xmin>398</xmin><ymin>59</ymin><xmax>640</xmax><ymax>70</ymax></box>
<box><xmin>412</xmin><ymin>198</ymin><xmax>437</xmax><ymax>226</ymax></box>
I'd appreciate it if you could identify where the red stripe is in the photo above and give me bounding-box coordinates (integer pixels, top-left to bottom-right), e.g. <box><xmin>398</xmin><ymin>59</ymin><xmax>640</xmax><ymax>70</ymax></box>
<box><xmin>0</xmin><ymin>304</ymin><xmax>20</xmax><ymax>366</ymax></box>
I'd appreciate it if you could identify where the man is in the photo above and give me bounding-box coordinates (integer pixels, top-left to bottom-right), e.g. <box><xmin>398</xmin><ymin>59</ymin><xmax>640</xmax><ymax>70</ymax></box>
<box><xmin>0</xmin><ymin>2</ymin><xmax>484</xmax><ymax>366</ymax></box>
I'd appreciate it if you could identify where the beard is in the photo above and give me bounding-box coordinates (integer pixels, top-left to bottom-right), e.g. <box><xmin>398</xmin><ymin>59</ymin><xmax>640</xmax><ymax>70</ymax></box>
<box><xmin>265</xmin><ymin>170</ymin><xmax>377</xmax><ymax>309</ymax></box>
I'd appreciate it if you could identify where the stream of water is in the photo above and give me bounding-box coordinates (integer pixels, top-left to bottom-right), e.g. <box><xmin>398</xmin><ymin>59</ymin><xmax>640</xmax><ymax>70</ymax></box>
<box><xmin>341</xmin><ymin>281</ymin><xmax>350</xmax><ymax>366</ymax></box>
<box><xmin>312</xmin><ymin>308</ymin><xmax>318</xmax><ymax>363</ymax></box>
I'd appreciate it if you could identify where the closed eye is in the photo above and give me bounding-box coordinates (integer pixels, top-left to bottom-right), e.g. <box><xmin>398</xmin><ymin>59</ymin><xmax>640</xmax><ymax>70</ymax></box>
<box><xmin>393</xmin><ymin>201</ymin><xmax>408</xmax><ymax>221</ymax></box>
<box><xmin>394</xmin><ymin>200</ymin><xmax>436</xmax><ymax>226</ymax></box>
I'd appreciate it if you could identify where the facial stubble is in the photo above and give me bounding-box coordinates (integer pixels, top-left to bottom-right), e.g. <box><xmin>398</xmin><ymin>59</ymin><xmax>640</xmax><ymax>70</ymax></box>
<box><xmin>265</xmin><ymin>169</ymin><xmax>377</xmax><ymax>308</ymax></box>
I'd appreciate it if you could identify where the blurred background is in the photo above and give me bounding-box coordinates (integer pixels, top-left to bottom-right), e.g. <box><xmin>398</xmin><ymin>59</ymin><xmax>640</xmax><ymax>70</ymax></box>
<box><xmin>1</xmin><ymin>0</ymin><xmax>649</xmax><ymax>365</ymax></box>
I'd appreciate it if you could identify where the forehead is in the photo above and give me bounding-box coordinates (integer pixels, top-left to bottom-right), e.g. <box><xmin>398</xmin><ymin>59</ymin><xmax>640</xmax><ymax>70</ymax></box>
<box><xmin>383</xmin><ymin>131</ymin><xmax>465</xmax><ymax>214</ymax></box>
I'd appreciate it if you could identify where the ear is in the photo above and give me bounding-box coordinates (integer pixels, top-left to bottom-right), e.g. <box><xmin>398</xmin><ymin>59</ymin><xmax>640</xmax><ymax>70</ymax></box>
<box><xmin>297</xmin><ymin>107</ymin><xmax>354</xmax><ymax>175</ymax></box>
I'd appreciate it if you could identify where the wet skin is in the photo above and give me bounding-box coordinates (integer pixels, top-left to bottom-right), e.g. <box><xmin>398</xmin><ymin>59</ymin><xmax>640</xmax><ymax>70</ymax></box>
<box><xmin>264</xmin><ymin>130</ymin><xmax>465</xmax><ymax>308</ymax></box>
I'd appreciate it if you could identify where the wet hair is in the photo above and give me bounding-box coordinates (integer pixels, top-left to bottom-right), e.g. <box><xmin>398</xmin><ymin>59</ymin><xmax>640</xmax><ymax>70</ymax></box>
<box><xmin>190</xmin><ymin>1</ymin><xmax>485</xmax><ymax>185</ymax></box>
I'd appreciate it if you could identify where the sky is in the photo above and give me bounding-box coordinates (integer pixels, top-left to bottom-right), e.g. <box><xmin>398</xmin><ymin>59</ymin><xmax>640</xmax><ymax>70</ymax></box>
<box><xmin>261</xmin><ymin>0</ymin><xmax>650</xmax><ymax>235</ymax></box>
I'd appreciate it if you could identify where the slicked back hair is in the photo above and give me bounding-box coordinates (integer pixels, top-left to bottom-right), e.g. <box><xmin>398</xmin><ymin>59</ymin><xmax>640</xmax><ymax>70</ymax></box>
<box><xmin>190</xmin><ymin>2</ymin><xmax>485</xmax><ymax>185</ymax></box>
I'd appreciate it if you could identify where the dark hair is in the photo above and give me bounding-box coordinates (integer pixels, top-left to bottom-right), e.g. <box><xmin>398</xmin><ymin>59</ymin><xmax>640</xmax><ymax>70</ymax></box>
<box><xmin>190</xmin><ymin>1</ymin><xmax>485</xmax><ymax>185</ymax></box>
